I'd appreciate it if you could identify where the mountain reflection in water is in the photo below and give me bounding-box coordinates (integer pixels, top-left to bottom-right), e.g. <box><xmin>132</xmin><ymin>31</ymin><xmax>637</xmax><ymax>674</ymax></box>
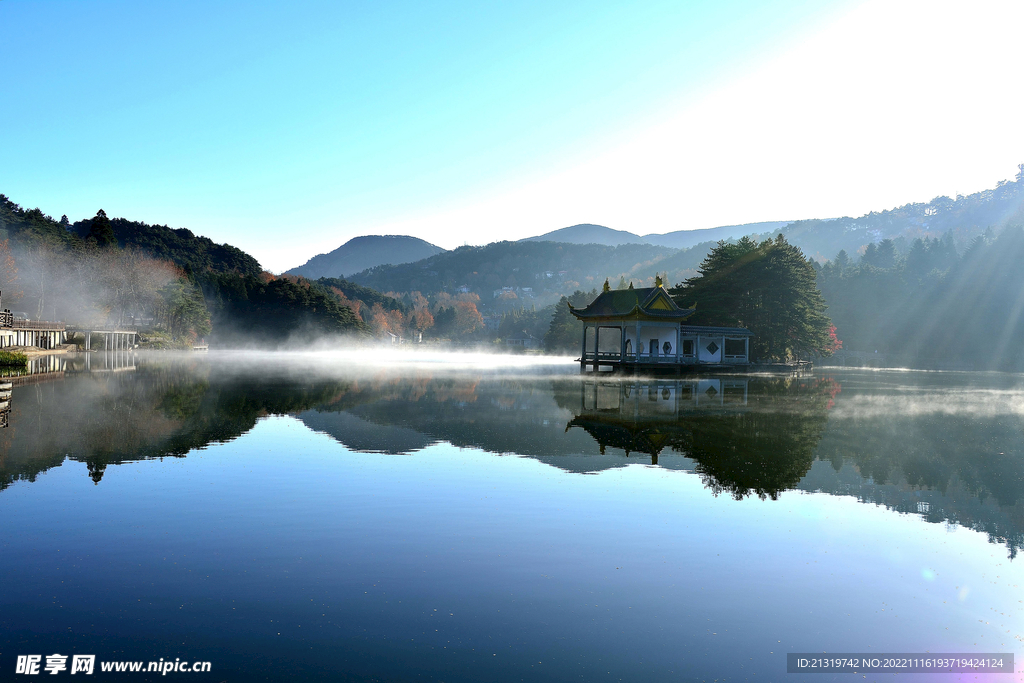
<box><xmin>2</xmin><ymin>354</ymin><xmax>1023</xmax><ymax>557</ymax></box>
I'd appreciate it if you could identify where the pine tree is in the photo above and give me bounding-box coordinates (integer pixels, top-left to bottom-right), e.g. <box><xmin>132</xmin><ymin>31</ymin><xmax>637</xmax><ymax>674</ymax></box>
<box><xmin>543</xmin><ymin>289</ymin><xmax>598</xmax><ymax>353</ymax></box>
<box><xmin>87</xmin><ymin>209</ymin><xmax>117</xmax><ymax>247</ymax></box>
<box><xmin>670</xmin><ymin>235</ymin><xmax>834</xmax><ymax>360</ymax></box>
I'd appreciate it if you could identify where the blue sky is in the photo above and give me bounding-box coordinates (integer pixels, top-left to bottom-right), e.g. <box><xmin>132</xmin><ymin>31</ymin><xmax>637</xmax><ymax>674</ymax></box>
<box><xmin>3</xmin><ymin>0</ymin><xmax>1023</xmax><ymax>272</ymax></box>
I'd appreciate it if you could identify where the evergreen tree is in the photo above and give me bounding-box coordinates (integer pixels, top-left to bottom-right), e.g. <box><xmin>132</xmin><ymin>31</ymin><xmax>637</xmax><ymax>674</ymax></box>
<box><xmin>87</xmin><ymin>209</ymin><xmax>117</xmax><ymax>247</ymax></box>
<box><xmin>543</xmin><ymin>289</ymin><xmax>598</xmax><ymax>354</ymax></box>
<box><xmin>670</xmin><ymin>235</ymin><xmax>834</xmax><ymax>361</ymax></box>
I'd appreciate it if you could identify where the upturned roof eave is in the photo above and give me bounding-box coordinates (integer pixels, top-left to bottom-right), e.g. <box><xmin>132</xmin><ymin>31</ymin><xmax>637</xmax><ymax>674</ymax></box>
<box><xmin>570</xmin><ymin>306</ymin><xmax>697</xmax><ymax>323</ymax></box>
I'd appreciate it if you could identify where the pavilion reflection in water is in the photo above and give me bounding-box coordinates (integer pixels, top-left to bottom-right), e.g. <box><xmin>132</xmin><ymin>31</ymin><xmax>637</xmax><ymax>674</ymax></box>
<box><xmin>570</xmin><ymin>377</ymin><xmax>752</xmax><ymax>464</ymax></box>
<box><xmin>566</xmin><ymin>374</ymin><xmax>835</xmax><ymax>502</ymax></box>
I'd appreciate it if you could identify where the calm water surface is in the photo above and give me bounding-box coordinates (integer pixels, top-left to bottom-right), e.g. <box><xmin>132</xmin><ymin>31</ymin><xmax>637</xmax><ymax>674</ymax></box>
<box><xmin>1</xmin><ymin>352</ymin><xmax>1022</xmax><ymax>681</ymax></box>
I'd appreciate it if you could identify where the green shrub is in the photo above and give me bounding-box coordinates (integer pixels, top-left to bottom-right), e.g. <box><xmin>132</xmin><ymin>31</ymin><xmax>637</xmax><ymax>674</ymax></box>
<box><xmin>0</xmin><ymin>350</ymin><xmax>28</xmax><ymax>367</ymax></box>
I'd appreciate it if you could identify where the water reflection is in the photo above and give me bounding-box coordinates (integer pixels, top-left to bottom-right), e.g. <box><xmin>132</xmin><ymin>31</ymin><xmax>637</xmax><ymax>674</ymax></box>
<box><xmin>567</xmin><ymin>376</ymin><xmax>836</xmax><ymax>499</ymax></box>
<box><xmin>0</xmin><ymin>380</ymin><xmax>9</xmax><ymax>429</ymax></box>
<box><xmin>0</xmin><ymin>356</ymin><xmax>351</xmax><ymax>490</ymax></box>
<box><xmin>2</xmin><ymin>356</ymin><xmax>1024</xmax><ymax>557</ymax></box>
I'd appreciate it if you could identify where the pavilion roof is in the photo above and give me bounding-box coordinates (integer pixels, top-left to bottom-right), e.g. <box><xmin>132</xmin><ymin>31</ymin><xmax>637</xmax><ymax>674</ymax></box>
<box><xmin>569</xmin><ymin>286</ymin><xmax>696</xmax><ymax>321</ymax></box>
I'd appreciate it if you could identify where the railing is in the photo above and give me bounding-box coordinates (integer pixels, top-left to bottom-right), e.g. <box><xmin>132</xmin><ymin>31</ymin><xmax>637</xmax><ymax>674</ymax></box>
<box><xmin>10</xmin><ymin>319</ymin><xmax>66</xmax><ymax>330</ymax></box>
<box><xmin>582</xmin><ymin>351</ymin><xmax>699</xmax><ymax>363</ymax></box>
<box><xmin>66</xmin><ymin>325</ymin><xmax>139</xmax><ymax>333</ymax></box>
<box><xmin>0</xmin><ymin>311</ymin><xmax>11</xmax><ymax>327</ymax></box>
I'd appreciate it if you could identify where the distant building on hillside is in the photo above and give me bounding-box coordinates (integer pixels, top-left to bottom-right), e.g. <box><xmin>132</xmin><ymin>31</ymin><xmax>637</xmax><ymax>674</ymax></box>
<box><xmin>505</xmin><ymin>332</ymin><xmax>540</xmax><ymax>350</ymax></box>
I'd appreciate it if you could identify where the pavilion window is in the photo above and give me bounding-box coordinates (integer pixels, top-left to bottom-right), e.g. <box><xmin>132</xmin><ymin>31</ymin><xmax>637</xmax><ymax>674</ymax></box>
<box><xmin>724</xmin><ymin>339</ymin><xmax>746</xmax><ymax>357</ymax></box>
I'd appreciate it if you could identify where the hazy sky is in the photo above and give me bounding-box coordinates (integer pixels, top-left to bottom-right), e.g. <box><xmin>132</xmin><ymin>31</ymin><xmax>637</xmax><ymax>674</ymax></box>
<box><xmin>3</xmin><ymin>0</ymin><xmax>1023</xmax><ymax>273</ymax></box>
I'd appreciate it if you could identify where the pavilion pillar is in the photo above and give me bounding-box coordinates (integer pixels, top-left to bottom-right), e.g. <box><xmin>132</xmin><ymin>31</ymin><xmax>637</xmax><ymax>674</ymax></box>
<box><xmin>85</xmin><ymin>331</ymin><xmax>91</xmax><ymax>350</ymax></box>
<box><xmin>744</xmin><ymin>337</ymin><xmax>749</xmax><ymax>364</ymax></box>
<box><xmin>619</xmin><ymin>324</ymin><xmax>626</xmax><ymax>362</ymax></box>
<box><xmin>580</xmin><ymin>324</ymin><xmax>588</xmax><ymax>371</ymax></box>
<box><xmin>593</xmin><ymin>327</ymin><xmax>600</xmax><ymax>370</ymax></box>
<box><xmin>696</xmin><ymin>334</ymin><xmax>701</xmax><ymax>364</ymax></box>
<box><xmin>635</xmin><ymin>322</ymin><xmax>641</xmax><ymax>361</ymax></box>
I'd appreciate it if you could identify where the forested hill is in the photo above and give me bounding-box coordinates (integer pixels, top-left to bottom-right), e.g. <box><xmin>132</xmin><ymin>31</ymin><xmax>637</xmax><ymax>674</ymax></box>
<box><xmin>347</xmin><ymin>240</ymin><xmax>713</xmax><ymax>300</ymax></box>
<box><xmin>0</xmin><ymin>195</ymin><xmax>366</xmax><ymax>346</ymax></box>
<box><xmin>524</xmin><ymin>224</ymin><xmax>646</xmax><ymax>246</ymax></box>
<box><xmin>72</xmin><ymin>215</ymin><xmax>261</xmax><ymax>277</ymax></box>
<box><xmin>0</xmin><ymin>195</ymin><xmax>82</xmax><ymax>247</ymax></box>
<box><xmin>0</xmin><ymin>195</ymin><xmax>261</xmax><ymax>277</ymax></box>
<box><xmin>777</xmin><ymin>171</ymin><xmax>1024</xmax><ymax>261</ymax></box>
<box><xmin>316</xmin><ymin>277</ymin><xmax>406</xmax><ymax>313</ymax></box>
<box><xmin>288</xmin><ymin>235</ymin><xmax>444</xmax><ymax>279</ymax></box>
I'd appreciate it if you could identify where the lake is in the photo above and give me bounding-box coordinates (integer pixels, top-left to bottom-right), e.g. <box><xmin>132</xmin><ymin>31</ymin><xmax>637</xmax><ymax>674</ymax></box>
<box><xmin>1</xmin><ymin>352</ymin><xmax>1022</xmax><ymax>681</ymax></box>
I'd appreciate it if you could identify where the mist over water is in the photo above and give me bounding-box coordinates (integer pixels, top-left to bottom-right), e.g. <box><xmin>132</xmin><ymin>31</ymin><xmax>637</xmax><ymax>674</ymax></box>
<box><xmin>1</xmin><ymin>354</ymin><xmax>1022</xmax><ymax>681</ymax></box>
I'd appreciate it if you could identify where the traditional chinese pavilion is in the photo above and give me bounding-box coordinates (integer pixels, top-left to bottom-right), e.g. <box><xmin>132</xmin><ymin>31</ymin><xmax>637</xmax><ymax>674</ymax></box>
<box><xmin>569</xmin><ymin>282</ymin><xmax>752</xmax><ymax>372</ymax></box>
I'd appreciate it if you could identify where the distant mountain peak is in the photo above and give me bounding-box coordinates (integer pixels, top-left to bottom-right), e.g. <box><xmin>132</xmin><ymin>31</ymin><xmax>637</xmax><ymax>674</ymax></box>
<box><xmin>287</xmin><ymin>234</ymin><xmax>444</xmax><ymax>279</ymax></box>
<box><xmin>523</xmin><ymin>224</ymin><xmax>647</xmax><ymax>247</ymax></box>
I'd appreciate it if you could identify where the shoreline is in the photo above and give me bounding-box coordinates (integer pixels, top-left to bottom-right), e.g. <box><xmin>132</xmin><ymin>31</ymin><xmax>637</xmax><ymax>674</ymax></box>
<box><xmin>4</xmin><ymin>344</ymin><xmax>75</xmax><ymax>359</ymax></box>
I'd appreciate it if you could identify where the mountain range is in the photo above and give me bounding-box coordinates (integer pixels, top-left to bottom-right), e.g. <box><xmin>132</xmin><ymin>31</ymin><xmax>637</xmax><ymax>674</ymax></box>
<box><xmin>6</xmin><ymin>166</ymin><xmax>1024</xmax><ymax>330</ymax></box>
<box><xmin>524</xmin><ymin>221</ymin><xmax>794</xmax><ymax>250</ymax></box>
<box><xmin>326</xmin><ymin>171</ymin><xmax>1024</xmax><ymax>295</ymax></box>
<box><xmin>285</xmin><ymin>222</ymin><xmax>797</xmax><ymax>280</ymax></box>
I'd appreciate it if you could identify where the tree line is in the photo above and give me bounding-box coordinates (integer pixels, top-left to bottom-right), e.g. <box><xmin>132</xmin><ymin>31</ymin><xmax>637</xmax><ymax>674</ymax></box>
<box><xmin>818</xmin><ymin>223</ymin><xmax>1024</xmax><ymax>370</ymax></box>
<box><xmin>0</xmin><ymin>197</ymin><xmax>366</xmax><ymax>346</ymax></box>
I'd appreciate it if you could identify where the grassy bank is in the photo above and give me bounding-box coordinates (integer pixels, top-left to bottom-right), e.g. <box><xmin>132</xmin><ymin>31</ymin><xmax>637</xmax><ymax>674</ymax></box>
<box><xmin>0</xmin><ymin>350</ymin><xmax>29</xmax><ymax>367</ymax></box>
